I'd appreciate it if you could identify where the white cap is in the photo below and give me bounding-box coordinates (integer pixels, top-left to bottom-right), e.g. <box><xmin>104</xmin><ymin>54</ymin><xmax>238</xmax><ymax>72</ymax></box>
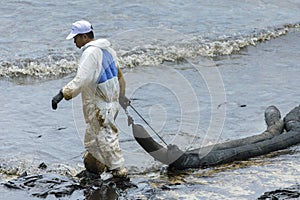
<box><xmin>66</xmin><ymin>20</ymin><xmax>93</xmax><ymax>40</ymax></box>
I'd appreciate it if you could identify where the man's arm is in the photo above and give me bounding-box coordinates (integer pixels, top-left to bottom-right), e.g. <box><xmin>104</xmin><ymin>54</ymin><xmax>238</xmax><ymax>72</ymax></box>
<box><xmin>117</xmin><ymin>65</ymin><xmax>130</xmax><ymax>109</ymax></box>
<box><xmin>63</xmin><ymin>49</ymin><xmax>98</xmax><ymax>100</ymax></box>
<box><xmin>52</xmin><ymin>49</ymin><xmax>97</xmax><ymax>110</ymax></box>
<box><xmin>118</xmin><ymin>65</ymin><xmax>126</xmax><ymax>97</ymax></box>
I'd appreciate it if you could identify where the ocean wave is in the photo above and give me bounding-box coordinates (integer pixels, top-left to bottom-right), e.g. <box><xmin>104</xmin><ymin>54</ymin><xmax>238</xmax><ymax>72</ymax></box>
<box><xmin>118</xmin><ymin>23</ymin><xmax>297</xmax><ymax>67</ymax></box>
<box><xmin>0</xmin><ymin>58</ymin><xmax>78</xmax><ymax>80</ymax></box>
<box><xmin>0</xmin><ymin>23</ymin><xmax>298</xmax><ymax>80</ymax></box>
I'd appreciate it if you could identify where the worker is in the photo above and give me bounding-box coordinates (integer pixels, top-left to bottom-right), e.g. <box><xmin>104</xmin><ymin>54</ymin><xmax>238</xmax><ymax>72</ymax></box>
<box><xmin>52</xmin><ymin>20</ymin><xmax>130</xmax><ymax>178</ymax></box>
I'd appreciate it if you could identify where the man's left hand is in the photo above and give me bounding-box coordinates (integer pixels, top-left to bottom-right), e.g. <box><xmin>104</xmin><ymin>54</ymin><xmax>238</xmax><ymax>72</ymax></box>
<box><xmin>119</xmin><ymin>95</ymin><xmax>130</xmax><ymax>110</ymax></box>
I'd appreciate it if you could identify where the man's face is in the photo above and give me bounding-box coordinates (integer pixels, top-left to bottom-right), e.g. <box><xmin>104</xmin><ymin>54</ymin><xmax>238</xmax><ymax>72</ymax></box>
<box><xmin>73</xmin><ymin>34</ymin><xmax>86</xmax><ymax>49</ymax></box>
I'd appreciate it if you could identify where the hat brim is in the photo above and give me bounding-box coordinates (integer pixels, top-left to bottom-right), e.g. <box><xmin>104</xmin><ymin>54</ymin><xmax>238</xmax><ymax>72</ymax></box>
<box><xmin>66</xmin><ymin>32</ymin><xmax>77</xmax><ymax>40</ymax></box>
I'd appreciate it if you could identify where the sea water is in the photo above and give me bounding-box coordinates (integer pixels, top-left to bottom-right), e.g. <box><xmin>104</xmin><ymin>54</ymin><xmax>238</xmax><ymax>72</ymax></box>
<box><xmin>0</xmin><ymin>1</ymin><xmax>300</xmax><ymax>199</ymax></box>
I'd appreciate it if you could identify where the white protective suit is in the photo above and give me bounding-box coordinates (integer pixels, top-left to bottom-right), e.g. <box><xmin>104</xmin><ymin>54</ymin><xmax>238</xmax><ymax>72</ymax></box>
<box><xmin>62</xmin><ymin>39</ymin><xmax>125</xmax><ymax>170</ymax></box>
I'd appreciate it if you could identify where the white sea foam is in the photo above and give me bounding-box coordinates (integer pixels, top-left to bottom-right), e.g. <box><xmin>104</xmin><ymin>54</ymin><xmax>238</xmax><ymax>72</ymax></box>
<box><xmin>118</xmin><ymin>25</ymin><xmax>292</xmax><ymax>68</ymax></box>
<box><xmin>0</xmin><ymin>24</ymin><xmax>297</xmax><ymax>80</ymax></box>
<box><xmin>0</xmin><ymin>58</ymin><xmax>78</xmax><ymax>80</ymax></box>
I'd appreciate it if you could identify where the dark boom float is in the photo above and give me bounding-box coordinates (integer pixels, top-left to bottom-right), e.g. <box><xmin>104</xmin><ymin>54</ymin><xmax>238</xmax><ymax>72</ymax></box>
<box><xmin>132</xmin><ymin>105</ymin><xmax>300</xmax><ymax>170</ymax></box>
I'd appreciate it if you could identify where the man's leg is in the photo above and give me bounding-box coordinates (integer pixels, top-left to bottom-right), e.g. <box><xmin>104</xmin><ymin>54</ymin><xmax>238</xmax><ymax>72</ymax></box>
<box><xmin>84</xmin><ymin>104</ymin><xmax>127</xmax><ymax>177</ymax></box>
<box><xmin>83</xmin><ymin>152</ymin><xmax>106</xmax><ymax>175</ymax></box>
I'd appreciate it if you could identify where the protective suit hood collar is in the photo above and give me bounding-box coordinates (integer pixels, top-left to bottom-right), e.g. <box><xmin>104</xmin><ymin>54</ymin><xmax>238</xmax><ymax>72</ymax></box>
<box><xmin>82</xmin><ymin>39</ymin><xmax>111</xmax><ymax>50</ymax></box>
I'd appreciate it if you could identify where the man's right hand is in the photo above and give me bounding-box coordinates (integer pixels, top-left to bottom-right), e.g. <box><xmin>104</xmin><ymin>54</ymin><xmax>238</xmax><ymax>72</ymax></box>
<box><xmin>52</xmin><ymin>90</ymin><xmax>64</xmax><ymax>110</ymax></box>
<box><xmin>119</xmin><ymin>95</ymin><xmax>131</xmax><ymax>110</ymax></box>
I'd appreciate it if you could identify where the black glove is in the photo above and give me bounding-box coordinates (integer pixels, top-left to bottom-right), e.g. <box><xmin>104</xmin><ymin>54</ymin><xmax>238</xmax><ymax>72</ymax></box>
<box><xmin>52</xmin><ymin>90</ymin><xmax>64</xmax><ymax>110</ymax></box>
<box><xmin>119</xmin><ymin>95</ymin><xmax>131</xmax><ymax>110</ymax></box>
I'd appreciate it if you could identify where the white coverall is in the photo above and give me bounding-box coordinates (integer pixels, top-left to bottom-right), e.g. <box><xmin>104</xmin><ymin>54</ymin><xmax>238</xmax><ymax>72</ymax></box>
<box><xmin>62</xmin><ymin>39</ymin><xmax>125</xmax><ymax>170</ymax></box>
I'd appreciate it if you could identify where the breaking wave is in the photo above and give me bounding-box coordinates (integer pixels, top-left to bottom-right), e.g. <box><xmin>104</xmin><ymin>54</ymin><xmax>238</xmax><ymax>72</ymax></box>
<box><xmin>0</xmin><ymin>23</ymin><xmax>298</xmax><ymax>80</ymax></box>
<box><xmin>0</xmin><ymin>57</ymin><xmax>78</xmax><ymax>80</ymax></box>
